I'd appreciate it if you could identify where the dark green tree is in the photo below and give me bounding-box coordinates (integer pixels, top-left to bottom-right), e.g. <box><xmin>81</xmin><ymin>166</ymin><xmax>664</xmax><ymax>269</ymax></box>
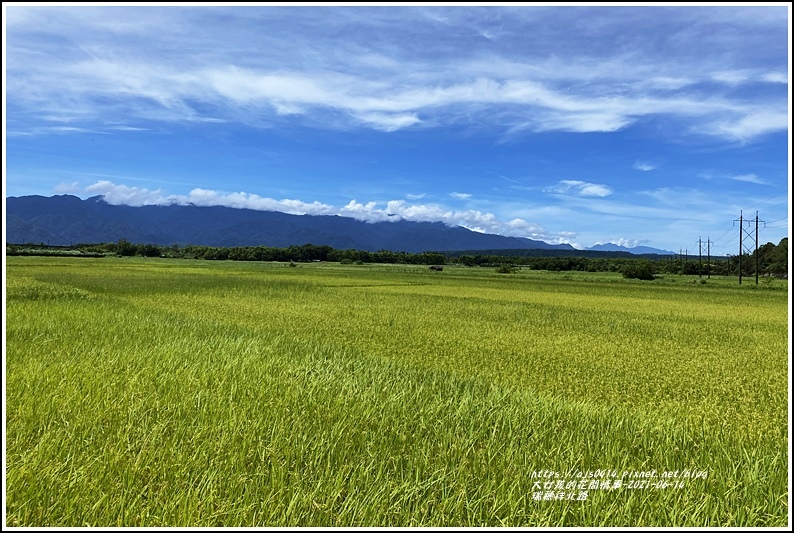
<box><xmin>621</xmin><ymin>260</ymin><xmax>656</xmax><ymax>280</ymax></box>
<box><xmin>116</xmin><ymin>238</ymin><xmax>137</xmax><ymax>256</ymax></box>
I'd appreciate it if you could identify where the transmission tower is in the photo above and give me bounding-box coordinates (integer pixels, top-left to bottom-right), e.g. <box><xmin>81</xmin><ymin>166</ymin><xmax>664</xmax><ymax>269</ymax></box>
<box><xmin>733</xmin><ymin>211</ymin><xmax>766</xmax><ymax>284</ymax></box>
<box><xmin>696</xmin><ymin>238</ymin><xmax>715</xmax><ymax>279</ymax></box>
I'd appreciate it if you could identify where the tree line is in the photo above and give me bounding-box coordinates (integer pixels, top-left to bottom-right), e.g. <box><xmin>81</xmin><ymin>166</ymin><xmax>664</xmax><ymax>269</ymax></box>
<box><xmin>6</xmin><ymin>237</ymin><xmax>787</xmax><ymax>278</ymax></box>
<box><xmin>451</xmin><ymin>238</ymin><xmax>787</xmax><ymax>279</ymax></box>
<box><xmin>6</xmin><ymin>240</ymin><xmax>448</xmax><ymax>266</ymax></box>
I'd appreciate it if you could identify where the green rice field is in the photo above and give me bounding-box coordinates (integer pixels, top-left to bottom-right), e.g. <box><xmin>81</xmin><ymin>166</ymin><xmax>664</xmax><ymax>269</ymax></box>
<box><xmin>4</xmin><ymin>256</ymin><xmax>790</xmax><ymax>526</ymax></box>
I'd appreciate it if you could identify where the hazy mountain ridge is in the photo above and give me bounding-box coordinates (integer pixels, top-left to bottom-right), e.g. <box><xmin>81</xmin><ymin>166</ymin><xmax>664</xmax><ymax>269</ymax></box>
<box><xmin>6</xmin><ymin>195</ymin><xmax>577</xmax><ymax>253</ymax></box>
<box><xmin>587</xmin><ymin>243</ymin><xmax>675</xmax><ymax>255</ymax></box>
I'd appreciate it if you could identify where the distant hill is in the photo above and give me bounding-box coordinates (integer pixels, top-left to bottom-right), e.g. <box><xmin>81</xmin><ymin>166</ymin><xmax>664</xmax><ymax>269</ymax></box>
<box><xmin>587</xmin><ymin>243</ymin><xmax>675</xmax><ymax>255</ymax></box>
<box><xmin>6</xmin><ymin>194</ymin><xmax>576</xmax><ymax>254</ymax></box>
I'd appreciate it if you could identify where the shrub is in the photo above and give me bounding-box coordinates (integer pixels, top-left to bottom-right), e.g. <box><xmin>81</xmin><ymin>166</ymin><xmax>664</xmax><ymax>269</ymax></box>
<box><xmin>495</xmin><ymin>264</ymin><xmax>517</xmax><ymax>274</ymax></box>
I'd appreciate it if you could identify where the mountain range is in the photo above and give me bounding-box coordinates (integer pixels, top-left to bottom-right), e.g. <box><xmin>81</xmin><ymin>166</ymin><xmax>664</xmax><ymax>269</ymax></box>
<box><xmin>6</xmin><ymin>195</ymin><xmax>677</xmax><ymax>255</ymax></box>
<box><xmin>6</xmin><ymin>195</ymin><xmax>578</xmax><ymax>253</ymax></box>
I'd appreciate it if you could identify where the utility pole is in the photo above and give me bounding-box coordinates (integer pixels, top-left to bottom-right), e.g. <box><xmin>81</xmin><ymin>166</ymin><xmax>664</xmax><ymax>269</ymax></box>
<box><xmin>754</xmin><ymin>211</ymin><xmax>766</xmax><ymax>284</ymax></box>
<box><xmin>755</xmin><ymin>212</ymin><xmax>759</xmax><ymax>285</ymax></box>
<box><xmin>707</xmin><ymin>237</ymin><xmax>712</xmax><ymax>279</ymax></box>
<box><xmin>736</xmin><ymin>211</ymin><xmax>744</xmax><ymax>284</ymax></box>
<box><xmin>679</xmin><ymin>248</ymin><xmax>683</xmax><ymax>275</ymax></box>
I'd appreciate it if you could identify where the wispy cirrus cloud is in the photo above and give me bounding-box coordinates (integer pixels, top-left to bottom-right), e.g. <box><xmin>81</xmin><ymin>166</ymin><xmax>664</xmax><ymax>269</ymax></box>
<box><xmin>731</xmin><ymin>173</ymin><xmax>766</xmax><ymax>185</ymax></box>
<box><xmin>546</xmin><ymin>180</ymin><xmax>613</xmax><ymax>197</ymax></box>
<box><xmin>710</xmin><ymin>69</ymin><xmax>788</xmax><ymax>86</ymax></box>
<box><xmin>700</xmin><ymin>109</ymin><xmax>790</xmax><ymax>143</ymax></box>
<box><xmin>107</xmin><ymin>126</ymin><xmax>150</xmax><ymax>132</ymax></box>
<box><xmin>6</xmin><ymin>125</ymin><xmax>100</xmax><ymax>137</ymax></box>
<box><xmin>6</xmin><ymin>6</ymin><xmax>788</xmax><ymax>141</ymax></box>
<box><xmin>761</xmin><ymin>71</ymin><xmax>788</xmax><ymax>84</ymax></box>
<box><xmin>634</xmin><ymin>161</ymin><xmax>657</xmax><ymax>171</ymax></box>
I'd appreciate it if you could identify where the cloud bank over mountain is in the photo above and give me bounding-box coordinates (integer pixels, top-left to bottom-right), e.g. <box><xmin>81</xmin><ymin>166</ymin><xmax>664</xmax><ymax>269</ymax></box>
<box><xmin>74</xmin><ymin>180</ymin><xmax>576</xmax><ymax>247</ymax></box>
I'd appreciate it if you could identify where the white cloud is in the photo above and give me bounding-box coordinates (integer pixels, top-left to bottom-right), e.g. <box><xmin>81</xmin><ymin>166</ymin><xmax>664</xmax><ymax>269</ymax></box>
<box><xmin>5</xmin><ymin>11</ymin><xmax>787</xmax><ymax>140</ymax></box>
<box><xmin>179</xmin><ymin>189</ymin><xmax>339</xmax><ymax>216</ymax></box>
<box><xmin>79</xmin><ymin>180</ymin><xmax>579</xmax><ymax>243</ymax></box>
<box><xmin>761</xmin><ymin>71</ymin><xmax>788</xmax><ymax>84</ymax></box>
<box><xmin>450</xmin><ymin>192</ymin><xmax>472</xmax><ymax>200</ymax></box>
<box><xmin>703</xmin><ymin>109</ymin><xmax>789</xmax><ymax>142</ymax></box>
<box><xmin>642</xmin><ymin>76</ymin><xmax>694</xmax><ymax>91</ymax></box>
<box><xmin>84</xmin><ymin>180</ymin><xmax>167</xmax><ymax>206</ymax></box>
<box><xmin>8</xmin><ymin>126</ymin><xmax>98</xmax><ymax>137</ymax></box>
<box><xmin>504</xmin><ymin>218</ymin><xmax>548</xmax><ymax>238</ymax></box>
<box><xmin>711</xmin><ymin>70</ymin><xmax>751</xmax><ymax>85</ymax></box>
<box><xmin>548</xmin><ymin>180</ymin><xmax>613</xmax><ymax>197</ymax></box>
<box><xmin>579</xmin><ymin>183</ymin><xmax>613</xmax><ymax>197</ymax></box>
<box><xmin>340</xmin><ymin>200</ymin><xmax>392</xmax><ymax>222</ymax></box>
<box><xmin>731</xmin><ymin>173</ymin><xmax>766</xmax><ymax>185</ymax></box>
<box><xmin>354</xmin><ymin>112</ymin><xmax>422</xmax><ymax>132</ymax></box>
<box><xmin>385</xmin><ymin>200</ymin><xmax>455</xmax><ymax>222</ymax></box>
<box><xmin>535</xmin><ymin>112</ymin><xmax>633</xmax><ymax>133</ymax></box>
<box><xmin>711</xmin><ymin>69</ymin><xmax>789</xmax><ymax>86</ymax></box>
<box><xmin>633</xmin><ymin>161</ymin><xmax>656</xmax><ymax>171</ymax></box>
<box><xmin>83</xmin><ymin>180</ymin><xmax>341</xmax><ymax>214</ymax></box>
<box><xmin>594</xmin><ymin>238</ymin><xmax>641</xmax><ymax>248</ymax></box>
<box><xmin>53</xmin><ymin>181</ymin><xmax>81</xmax><ymax>194</ymax></box>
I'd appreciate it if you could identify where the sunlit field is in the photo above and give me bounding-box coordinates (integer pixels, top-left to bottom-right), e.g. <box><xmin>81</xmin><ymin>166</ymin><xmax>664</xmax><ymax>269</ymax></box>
<box><xmin>5</xmin><ymin>256</ymin><xmax>789</xmax><ymax>526</ymax></box>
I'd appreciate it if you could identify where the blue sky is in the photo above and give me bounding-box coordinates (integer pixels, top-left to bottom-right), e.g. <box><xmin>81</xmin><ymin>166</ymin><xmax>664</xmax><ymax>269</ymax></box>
<box><xmin>3</xmin><ymin>4</ymin><xmax>790</xmax><ymax>253</ymax></box>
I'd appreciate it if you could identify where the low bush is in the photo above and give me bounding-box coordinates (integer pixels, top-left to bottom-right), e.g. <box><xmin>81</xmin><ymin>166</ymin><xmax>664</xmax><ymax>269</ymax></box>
<box><xmin>495</xmin><ymin>264</ymin><xmax>517</xmax><ymax>274</ymax></box>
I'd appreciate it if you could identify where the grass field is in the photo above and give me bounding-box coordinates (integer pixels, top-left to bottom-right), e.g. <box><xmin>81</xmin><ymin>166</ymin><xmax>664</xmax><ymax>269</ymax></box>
<box><xmin>5</xmin><ymin>256</ymin><xmax>790</xmax><ymax>526</ymax></box>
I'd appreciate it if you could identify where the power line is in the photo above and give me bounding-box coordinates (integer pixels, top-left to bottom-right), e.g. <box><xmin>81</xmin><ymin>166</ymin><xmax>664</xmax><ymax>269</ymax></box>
<box><xmin>743</xmin><ymin>192</ymin><xmax>788</xmax><ymax>212</ymax></box>
<box><xmin>710</xmin><ymin>211</ymin><xmax>784</xmax><ymax>249</ymax></box>
<box><xmin>711</xmin><ymin>224</ymin><xmax>737</xmax><ymax>246</ymax></box>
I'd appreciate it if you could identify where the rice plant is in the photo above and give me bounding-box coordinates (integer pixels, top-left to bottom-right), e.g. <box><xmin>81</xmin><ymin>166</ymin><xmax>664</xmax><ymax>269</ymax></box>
<box><xmin>5</xmin><ymin>256</ymin><xmax>788</xmax><ymax>526</ymax></box>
